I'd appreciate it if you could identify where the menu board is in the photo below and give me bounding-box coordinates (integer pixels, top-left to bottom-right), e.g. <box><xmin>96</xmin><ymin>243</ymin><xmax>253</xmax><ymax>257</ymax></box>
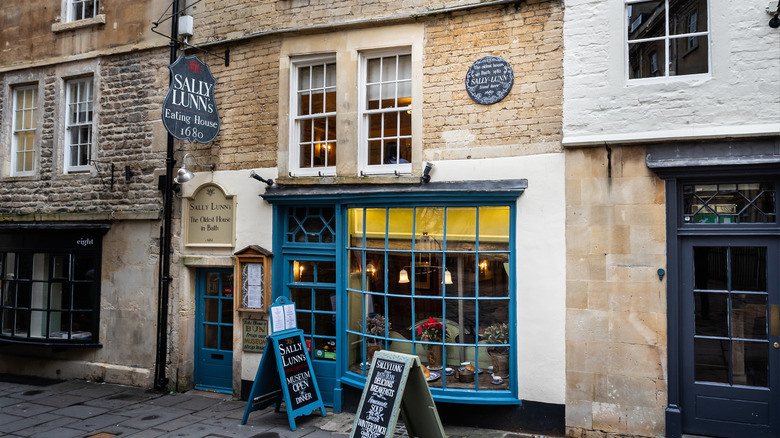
<box><xmin>353</xmin><ymin>358</ymin><xmax>405</xmax><ymax>437</ymax></box>
<box><xmin>350</xmin><ymin>351</ymin><xmax>444</xmax><ymax>438</ymax></box>
<box><xmin>278</xmin><ymin>334</ymin><xmax>319</xmax><ymax>411</ymax></box>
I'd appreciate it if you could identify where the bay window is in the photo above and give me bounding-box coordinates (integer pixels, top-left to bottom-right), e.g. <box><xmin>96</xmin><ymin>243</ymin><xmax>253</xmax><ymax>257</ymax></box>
<box><xmin>346</xmin><ymin>206</ymin><xmax>513</xmax><ymax>395</ymax></box>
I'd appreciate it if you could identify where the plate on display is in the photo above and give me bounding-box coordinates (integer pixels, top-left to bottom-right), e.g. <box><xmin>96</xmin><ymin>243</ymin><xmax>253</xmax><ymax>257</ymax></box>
<box><xmin>458</xmin><ymin>366</ymin><xmax>484</xmax><ymax>374</ymax></box>
<box><xmin>426</xmin><ymin>371</ymin><xmax>441</xmax><ymax>382</ymax></box>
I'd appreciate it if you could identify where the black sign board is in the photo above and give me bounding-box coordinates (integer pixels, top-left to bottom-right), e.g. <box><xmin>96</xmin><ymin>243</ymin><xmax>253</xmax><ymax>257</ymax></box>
<box><xmin>279</xmin><ymin>335</ymin><xmax>319</xmax><ymax>411</ymax></box>
<box><xmin>351</xmin><ymin>351</ymin><xmax>444</xmax><ymax>438</ymax></box>
<box><xmin>162</xmin><ymin>55</ymin><xmax>220</xmax><ymax>143</ymax></box>
<box><xmin>465</xmin><ymin>56</ymin><xmax>514</xmax><ymax>105</ymax></box>
<box><xmin>353</xmin><ymin>357</ymin><xmax>406</xmax><ymax>437</ymax></box>
<box><xmin>241</xmin><ymin>298</ymin><xmax>325</xmax><ymax>430</ymax></box>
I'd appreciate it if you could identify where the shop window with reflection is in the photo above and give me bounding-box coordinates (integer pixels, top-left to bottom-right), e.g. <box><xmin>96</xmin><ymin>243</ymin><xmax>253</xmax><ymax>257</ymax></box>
<box><xmin>626</xmin><ymin>0</ymin><xmax>709</xmax><ymax>79</ymax></box>
<box><xmin>346</xmin><ymin>206</ymin><xmax>512</xmax><ymax>392</ymax></box>
<box><xmin>290</xmin><ymin>260</ymin><xmax>338</xmax><ymax>361</ymax></box>
<box><xmin>1</xmin><ymin>251</ymin><xmax>99</xmax><ymax>343</ymax></box>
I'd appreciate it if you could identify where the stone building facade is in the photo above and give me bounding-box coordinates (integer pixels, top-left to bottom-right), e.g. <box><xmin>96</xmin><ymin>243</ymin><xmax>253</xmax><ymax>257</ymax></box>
<box><xmin>563</xmin><ymin>0</ymin><xmax>780</xmax><ymax>437</ymax></box>
<box><xmin>0</xmin><ymin>0</ymin><xmax>171</xmax><ymax>386</ymax></box>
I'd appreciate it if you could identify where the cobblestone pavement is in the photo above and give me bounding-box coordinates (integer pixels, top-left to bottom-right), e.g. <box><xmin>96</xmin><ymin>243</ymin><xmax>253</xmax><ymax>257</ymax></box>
<box><xmin>0</xmin><ymin>375</ymin><xmax>540</xmax><ymax>438</ymax></box>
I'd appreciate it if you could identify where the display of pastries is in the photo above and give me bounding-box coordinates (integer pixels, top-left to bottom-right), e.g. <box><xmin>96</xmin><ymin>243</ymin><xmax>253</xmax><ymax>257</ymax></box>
<box><xmin>421</xmin><ymin>364</ymin><xmax>431</xmax><ymax>379</ymax></box>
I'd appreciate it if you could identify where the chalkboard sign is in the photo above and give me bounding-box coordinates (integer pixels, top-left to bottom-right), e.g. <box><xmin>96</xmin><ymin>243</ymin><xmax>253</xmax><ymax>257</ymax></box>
<box><xmin>241</xmin><ymin>298</ymin><xmax>325</xmax><ymax>430</ymax></box>
<box><xmin>278</xmin><ymin>335</ymin><xmax>319</xmax><ymax>411</ymax></box>
<box><xmin>465</xmin><ymin>56</ymin><xmax>514</xmax><ymax>105</ymax></box>
<box><xmin>354</xmin><ymin>358</ymin><xmax>406</xmax><ymax>437</ymax></box>
<box><xmin>351</xmin><ymin>351</ymin><xmax>444</xmax><ymax>438</ymax></box>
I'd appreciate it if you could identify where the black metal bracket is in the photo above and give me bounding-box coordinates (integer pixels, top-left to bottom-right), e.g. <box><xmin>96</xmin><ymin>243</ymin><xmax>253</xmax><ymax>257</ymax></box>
<box><xmin>90</xmin><ymin>160</ymin><xmax>115</xmax><ymax>190</ymax></box>
<box><xmin>151</xmin><ymin>0</ymin><xmax>230</xmax><ymax>66</ymax></box>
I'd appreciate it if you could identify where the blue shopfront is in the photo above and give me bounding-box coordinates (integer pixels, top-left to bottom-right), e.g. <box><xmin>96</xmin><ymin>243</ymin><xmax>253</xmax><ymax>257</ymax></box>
<box><xmin>255</xmin><ymin>180</ymin><xmax>527</xmax><ymax>410</ymax></box>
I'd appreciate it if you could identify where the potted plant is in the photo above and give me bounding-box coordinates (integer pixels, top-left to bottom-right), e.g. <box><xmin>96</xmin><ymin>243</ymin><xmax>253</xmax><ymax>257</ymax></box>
<box><xmin>483</xmin><ymin>322</ymin><xmax>510</xmax><ymax>378</ymax></box>
<box><xmin>359</xmin><ymin>314</ymin><xmax>389</xmax><ymax>363</ymax></box>
<box><xmin>417</xmin><ymin>317</ymin><xmax>450</xmax><ymax>369</ymax></box>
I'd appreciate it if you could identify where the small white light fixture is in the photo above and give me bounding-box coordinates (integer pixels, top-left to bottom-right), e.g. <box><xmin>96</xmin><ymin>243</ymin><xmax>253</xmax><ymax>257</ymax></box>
<box><xmin>398</xmin><ymin>268</ymin><xmax>409</xmax><ymax>284</ymax></box>
<box><xmin>443</xmin><ymin>269</ymin><xmax>453</xmax><ymax>285</ymax></box>
<box><xmin>174</xmin><ymin>153</ymin><xmax>195</xmax><ymax>184</ymax></box>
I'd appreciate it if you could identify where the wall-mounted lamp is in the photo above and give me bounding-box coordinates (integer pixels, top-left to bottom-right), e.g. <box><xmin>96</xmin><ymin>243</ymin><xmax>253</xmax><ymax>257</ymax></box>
<box><xmin>174</xmin><ymin>153</ymin><xmax>215</xmax><ymax>184</ymax></box>
<box><xmin>249</xmin><ymin>170</ymin><xmax>274</xmax><ymax>187</ymax></box>
<box><xmin>768</xmin><ymin>1</ymin><xmax>780</xmax><ymax>27</ymax></box>
<box><xmin>657</xmin><ymin>268</ymin><xmax>665</xmax><ymax>281</ymax></box>
<box><xmin>421</xmin><ymin>162</ymin><xmax>434</xmax><ymax>184</ymax></box>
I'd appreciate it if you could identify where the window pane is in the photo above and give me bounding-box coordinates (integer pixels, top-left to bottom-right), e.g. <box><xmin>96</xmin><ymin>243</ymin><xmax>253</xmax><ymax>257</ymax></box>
<box><xmin>368</xmin><ymin>140</ymin><xmax>382</xmax><ymax>165</ymax></box>
<box><xmin>204</xmin><ymin>324</ymin><xmax>218</xmax><ymax>349</ymax></box>
<box><xmin>627</xmin><ymin>1</ymin><xmax>665</xmax><ymax>40</ymax></box>
<box><xmin>695</xmin><ymin>338</ymin><xmax>729</xmax><ymax>383</ymax></box>
<box><xmin>732</xmin><ymin>293</ymin><xmax>767</xmax><ymax>340</ymax></box>
<box><xmin>694</xmin><ymin>247</ymin><xmax>727</xmax><ymax>290</ymax></box>
<box><xmin>731</xmin><ymin>247</ymin><xmax>766</xmax><ymax>292</ymax></box>
<box><xmin>480</xmin><ymin>207</ymin><xmax>510</xmax><ymax>251</ymax></box>
<box><xmin>694</xmin><ymin>292</ymin><xmax>728</xmax><ymax>337</ymax></box>
<box><xmin>732</xmin><ymin>341</ymin><xmax>768</xmax><ymax>387</ymax></box>
<box><xmin>628</xmin><ymin>41</ymin><xmax>666</xmax><ymax>79</ymax></box>
<box><xmin>670</xmin><ymin>3</ymin><xmax>707</xmax><ymax>35</ymax></box>
<box><xmin>670</xmin><ymin>36</ymin><xmax>708</xmax><ymax>76</ymax></box>
<box><xmin>220</xmin><ymin>325</ymin><xmax>233</xmax><ymax>351</ymax></box>
<box><xmin>367</xmin><ymin>58</ymin><xmax>381</xmax><ymax>83</ymax></box>
<box><xmin>398</xmin><ymin>55</ymin><xmax>411</xmax><ymax>80</ymax></box>
<box><xmin>445</xmin><ymin>254</ymin><xmax>476</xmax><ymax>298</ymax></box>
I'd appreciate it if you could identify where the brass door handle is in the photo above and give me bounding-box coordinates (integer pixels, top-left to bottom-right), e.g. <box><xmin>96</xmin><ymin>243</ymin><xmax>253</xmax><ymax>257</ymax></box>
<box><xmin>774</xmin><ymin>342</ymin><xmax>780</xmax><ymax>349</ymax></box>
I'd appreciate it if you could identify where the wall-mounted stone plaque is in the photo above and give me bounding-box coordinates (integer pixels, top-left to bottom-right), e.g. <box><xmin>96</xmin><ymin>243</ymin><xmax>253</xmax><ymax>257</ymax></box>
<box><xmin>185</xmin><ymin>183</ymin><xmax>235</xmax><ymax>247</ymax></box>
<box><xmin>465</xmin><ymin>56</ymin><xmax>514</xmax><ymax>105</ymax></box>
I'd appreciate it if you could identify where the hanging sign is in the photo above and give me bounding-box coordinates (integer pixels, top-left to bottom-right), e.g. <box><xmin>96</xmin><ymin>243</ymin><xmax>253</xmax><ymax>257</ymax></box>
<box><xmin>241</xmin><ymin>297</ymin><xmax>326</xmax><ymax>430</ymax></box>
<box><xmin>465</xmin><ymin>56</ymin><xmax>514</xmax><ymax>105</ymax></box>
<box><xmin>351</xmin><ymin>351</ymin><xmax>445</xmax><ymax>438</ymax></box>
<box><xmin>162</xmin><ymin>55</ymin><xmax>220</xmax><ymax>143</ymax></box>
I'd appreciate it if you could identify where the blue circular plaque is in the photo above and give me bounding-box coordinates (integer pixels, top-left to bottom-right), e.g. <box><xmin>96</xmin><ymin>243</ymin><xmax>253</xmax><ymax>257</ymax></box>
<box><xmin>465</xmin><ymin>56</ymin><xmax>514</xmax><ymax>105</ymax></box>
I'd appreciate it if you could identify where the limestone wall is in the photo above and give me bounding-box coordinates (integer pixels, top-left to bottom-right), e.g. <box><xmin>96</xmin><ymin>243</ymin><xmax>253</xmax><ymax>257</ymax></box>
<box><xmin>565</xmin><ymin>145</ymin><xmax>667</xmax><ymax>437</ymax></box>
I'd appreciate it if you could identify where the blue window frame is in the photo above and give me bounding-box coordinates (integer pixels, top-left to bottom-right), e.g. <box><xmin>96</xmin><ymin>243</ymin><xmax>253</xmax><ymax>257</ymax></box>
<box><xmin>264</xmin><ymin>181</ymin><xmax>525</xmax><ymax>404</ymax></box>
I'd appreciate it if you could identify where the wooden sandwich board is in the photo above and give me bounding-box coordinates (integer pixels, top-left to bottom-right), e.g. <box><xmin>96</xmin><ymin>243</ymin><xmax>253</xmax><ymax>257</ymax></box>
<box><xmin>350</xmin><ymin>351</ymin><xmax>445</xmax><ymax>438</ymax></box>
<box><xmin>241</xmin><ymin>297</ymin><xmax>326</xmax><ymax>430</ymax></box>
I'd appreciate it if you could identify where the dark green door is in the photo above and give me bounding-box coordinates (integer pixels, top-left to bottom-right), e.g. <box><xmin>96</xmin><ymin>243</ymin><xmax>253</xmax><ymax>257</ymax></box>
<box><xmin>195</xmin><ymin>268</ymin><xmax>234</xmax><ymax>393</ymax></box>
<box><xmin>681</xmin><ymin>237</ymin><xmax>779</xmax><ymax>437</ymax></box>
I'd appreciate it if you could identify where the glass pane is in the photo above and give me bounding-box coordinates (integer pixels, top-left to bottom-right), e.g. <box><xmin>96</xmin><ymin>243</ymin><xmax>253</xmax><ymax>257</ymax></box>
<box><xmin>381</xmin><ymin>83</ymin><xmax>397</xmax><ymax>109</ymax></box>
<box><xmin>628</xmin><ymin>41</ymin><xmax>666</xmax><ymax>79</ymax></box>
<box><xmin>732</xmin><ymin>293</ymin><xmax>767</xmax><ymax>340</ymax></box>
<box><xmin>73</xmin><ymin>283</ymin><xmax>93</xmax><ymax>309</ymax></box>
<box><xmin>446</xmin><ymin>208</ymin><xmax>476</xmax><ymax>251</ymax></box>
<box><xmin>312</xmin><ymin>64</ymin><xmax>324</xmax><ymax>88</ymax></box>
<box><xmin>389</xmin><ymin>252</ymin><xmax>412</xmax><ymax>295</ymax></box>
<box><xmin>220</xmin><ymin>325</ymin><xmax>233</xmax><ymax>351</ymax></box>
<box><xmin>695</xmin><ymin>338</ymin><xmax>729</xmax><ymax>383</ymax></box>
<box><xmin>298</xmin><ymin>66</ymin><xmax>310</xmax><ymax>90</ymax></box>
<box><xmin>399</xmin><ymin>138</ymin><xmax>412</xmax><ymax>163</ymax></box>
<box><xmin>299</xmin><ymin>143</ymin><xmax>312</xmax><ymax>168</ymax></box>
<box><xmin>294</xmin><ymin>260</ymin><xmax>315</xmax><ymax>283</ymax></box>
<box><xmin>204</xmin><ymin>324</ymin><xmax>218</xmax><ymax>349</ymax></box>
<box><xmin>368</xmin><ymin>140</ymin><xmax>382</xmax><ymax>165</ymax></box>
<box><xmin>414</xmin><ymin>252</ymin><xmax>442</xmax><ymax>297</ymax></box>
<box><xmin>367</xmin><ymin>58</ymin><xmax>381</xmax><ymax>83</ymax></box>
<box><xmin>694</xmin><ymin>247</ymin><xmax>727</xmax><ymax>290</ymax></box>
<box><xmin>298</xmin><ymin>93</ymin><xmax>311</xmax><ymax>116</ymax></box>
<box><xmin>315</xmin><ymin>313</ymin><xmax>336</xmax><ymax>336</ymax></box>
<box><xmin>627</xmin><ymin>1</ymin><xmax>665</xmax><ymax>40</ymax></box>
<box><xmin>670</xmin><ymin>37</ymin><xmax>708</xmax><ymax>76</ymax></box>
<box><xmin>731</xmin><ymin>247</ymin><xmax>766</xmax><ymax>292</ymax></box>
<box><xmin>694</xmin><ymin>292</ymin><xmax>728</xmax><ymax>337</ymax></box>
<box><xmin>14</xmin><ymin>310</ymin><xmax>29</xmax><ymax>336</ymax></box>
<box><xmin>480</xmin><ymin>207</ymin><xmax>510</xmax><ymax>251</ymax></box>
<box><xmin>670</xmin><ymin>2</ymin><xmax>707</xmax><ymax>35</ymax></box>
<box><xmin>205</xmin><ymin>273</ymin><xmax>220</xmax><ymax>296</ymax></box>
<box><xmin>205</xmin><ymin>298</ymin><xmax>219</xmax><ymax>323</ymax></box>
<box><xmin>365</xmin><ymin>251</ymin><xmax>386</xmax><ymax>293</ymax></box>
<box><xmin>381</xmin><ymin>56</ymin><xmax>396</xmax><ymax>81</ymax></box>
<box><xmin>367</xmin><ymin>84</ymin><xmax>380</xmax><ymax>110</ymax></box>
<box><xmin>365</xmin><ymin>208</ymin><xmax>387</xmax><ymax>249</ymax></box>
<box><xmin>296</xmin><ymin>312</ymin><xmax>312</xmax><ymax>333</ymax></box>
<box><xmin>2</xmin><ymin>309</ymin><xmax>13</xmax><ymax>335</ymax></box>
<box><xmin>415</xmin><ymin>208</ymin><xmax>444</xmax><ymax>243</ymax></box>
<box><xmin>368</xmin><ymin>113</ymin><xmax>382</xmax><ymax>140</ymax></box>
<box><xmin>732</xmin><ymin>341</ymin><xmax>768</xmax><ymax>387</ymax></box>
<box><xmin>398</xmin><ymin>55</ymin><xmax>411</xmax><ymax>80</ymax></box>
<box><xmin>291</xmin><ymin>288</ymin><xmax>312</xmax><ymax>310</ymax></box>
<box><xmin>16</xmin><ymin>282</ymin><xmax>31</xmax><ymax>307</ymax></box>
<box><xmin>314</xmin><ymin>289</ymin><xmax>335</xmax><ymax>311</ymax></box>
<box><xmin>383</xmin><ymin>112</ymin><xmax>398</xmax><ymax>137</ymax></box>
<box><xmin>48</xmin><ymin>311</ymin><xmax>65</xmax><ymax>338</ymax></box>
<box><xmin>446</xmin><ymin>299</ymin><xmax>477</xmax><ymax>344</ymax></box>
<box><xmin>221</xmin><ymin>273</ymin><xmax>234</xmax><ymax>297</ymax></box>
<box><xmin>72</xmin><ymin>311</ymin><xmax>92</xmax><ymax>338</ymax></box>
<box><xmin>399</xmin><ymin>109</ymin><xmax>411</xmax><ymax>136</ymax></box>
<box><xmin>17</xmin><ymin>253</ymin><xmax>33</xmax><ymax>280</ymax></box>
<box><xmin>325</xmin><ymin>63</ymin><xmax>336</xmax><ymax>87</ymax></box>
<box><xmin>316</xmin><ymin>262</ymin><xmax>336</xmax><ymax>284</ymax></box>
<box><xmin>445</xmin><ymin>254</ymin><xmax>476</xmax><ymax>298</ymax></box>
<box><xmin>310</xmin><ymin>92</ymin><xmax>324</xmax><ymax>115</ymax></box>
<box><xmin>479</xmin><ymin>253</ymin><xmax>510</xmax><ymax>298</ymax></box>
<box><xmin>222</xmin><ymin>301</ymin><xmax>233</xmax><ymax>325</ymax></box>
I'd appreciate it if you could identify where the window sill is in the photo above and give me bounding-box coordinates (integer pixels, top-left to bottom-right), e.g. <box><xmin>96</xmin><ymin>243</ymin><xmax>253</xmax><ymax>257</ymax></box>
<box><xmin>0</xmin><ymin>336</ymin><xmax>101</xmax><ymax>348</ymax></box>
<box><xmin>52</xmin><ymin>14</ymin><xmax>106</xmax><ymax>33</ymax></box>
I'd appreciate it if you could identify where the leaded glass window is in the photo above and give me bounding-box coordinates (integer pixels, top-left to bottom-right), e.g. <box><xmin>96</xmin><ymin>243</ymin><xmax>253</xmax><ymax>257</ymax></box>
<box><xmin>286</xmin><ymin>207</ymin><xmax>336</xmax><ymax>243</ymax></box>
<box><xmin>683</xmin><ymin>182</ymin><xmax>776</xmax><ymax>224</ymax></box>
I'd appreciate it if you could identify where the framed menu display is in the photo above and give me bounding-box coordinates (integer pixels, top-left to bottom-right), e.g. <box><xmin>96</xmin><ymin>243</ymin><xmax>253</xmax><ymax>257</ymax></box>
<box><xmin>234</xmin><ymin>245</ymin><xmax>273</xmax><ymax>312</ymax></box>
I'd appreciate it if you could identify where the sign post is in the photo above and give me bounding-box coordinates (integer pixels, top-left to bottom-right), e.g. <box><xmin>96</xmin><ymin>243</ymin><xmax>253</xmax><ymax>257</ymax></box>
<box><xmin>241</xmin><ymin>297</ymin><xmax>326</xmax><ymax>430</ymax></box>
<box><xmin>351</xmin><ymin>351</ymin><xmax>445</xmax><ymax>438</ymax></box>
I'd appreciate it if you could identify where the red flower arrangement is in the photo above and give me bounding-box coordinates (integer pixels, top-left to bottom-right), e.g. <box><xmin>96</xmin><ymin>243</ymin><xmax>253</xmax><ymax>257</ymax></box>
<box><xmin>416</xmin><ymin>317</ymin><xmax>449</xmax><ymax>342</ymax></box>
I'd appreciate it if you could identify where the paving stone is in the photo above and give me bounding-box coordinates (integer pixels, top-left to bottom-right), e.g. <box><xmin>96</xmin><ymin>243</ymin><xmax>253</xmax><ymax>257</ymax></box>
<box><xmin>34</xmin><ymin>393</ymin><xmax>92</xmax><ymax>408</ymax></box>
<box><xmin>26</xmin><ymin>426</ymin><xmax>87</xmax><ymax>438</ymax></box>
<box><xmin>0</xmin><ymin>402</ymin><xmax>56</xmax><ymax>418</ymax></box>
<box><xmin>11</xmin><ymin>415</ymin><xmax>80</xmax><ymax>437</ymax></box>
<box><xmin>50</xmin><ymin>404</ymin><xmax>110</xmax><ymax>419</ymax></box>
<box><xmin>63</xmin><ymin>413</ymin><xmax>130</xmax><ymax>431</ymax></box>
<box><xmin>118</xmin><ymin>406</ymin><xmax>194</xmax><ymax>429</ymax></box>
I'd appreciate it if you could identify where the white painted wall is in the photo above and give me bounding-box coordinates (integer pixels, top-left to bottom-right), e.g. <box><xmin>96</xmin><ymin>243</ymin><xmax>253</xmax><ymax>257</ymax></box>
<box><xmin>434</xmin><ymin>154</ymin><xmax>567</xmax><ymax>405</ymax></box>
<box><xmin>563</xmin><ymin>0</ymin><xmax>780</xmax><ymax>145</ymax></box>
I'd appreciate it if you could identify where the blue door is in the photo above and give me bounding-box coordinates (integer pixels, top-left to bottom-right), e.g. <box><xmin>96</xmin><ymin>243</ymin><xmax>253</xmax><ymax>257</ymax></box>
<box><xmin>195</xmin><ymin>268</ymin><xmax>234</xmax><ymax>393</ymax></box>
